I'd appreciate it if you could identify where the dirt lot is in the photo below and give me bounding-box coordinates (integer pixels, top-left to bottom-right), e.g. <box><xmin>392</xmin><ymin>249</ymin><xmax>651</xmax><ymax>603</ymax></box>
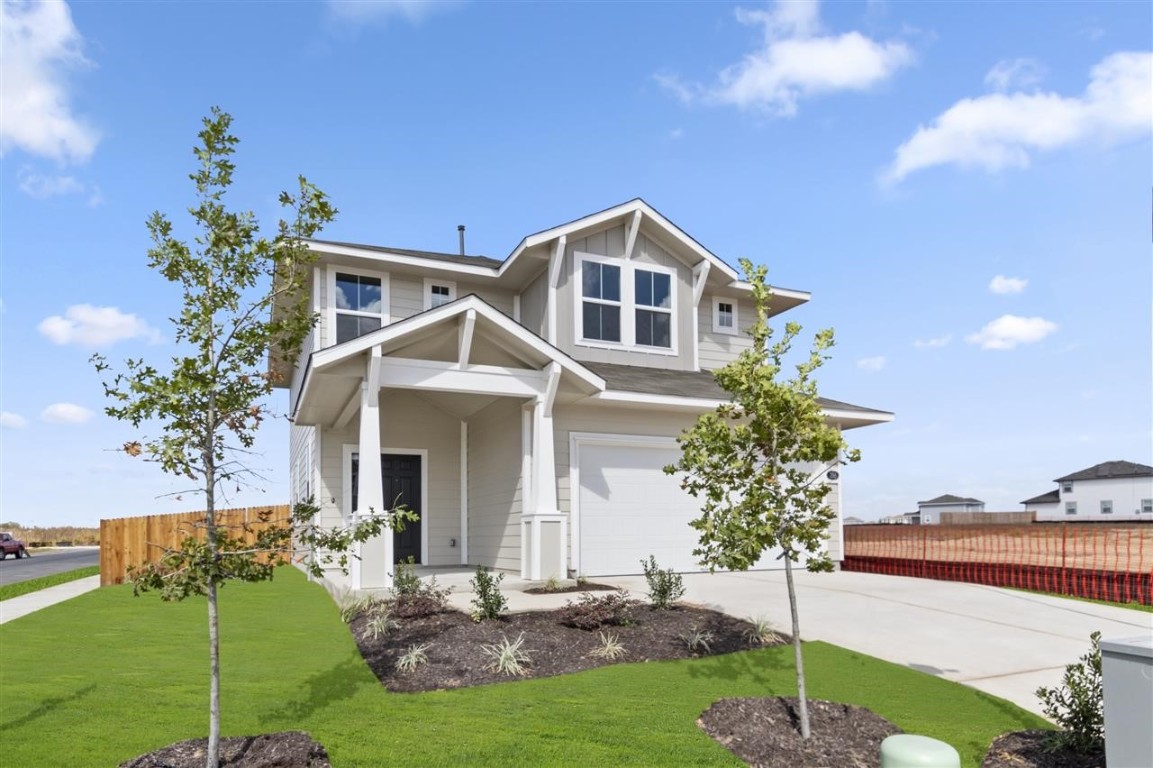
<box><xmin>844</xmin><ymin>523</ymin><xmax>1153</xmax><ymax>573</ymax></box>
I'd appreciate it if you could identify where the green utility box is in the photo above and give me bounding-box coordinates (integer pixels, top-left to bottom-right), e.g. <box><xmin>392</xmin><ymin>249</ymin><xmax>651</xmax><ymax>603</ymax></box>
<box><xmin>880</xmin><ymin>734</ymin><xmax>961</xmax><ymax>767</ymax></box>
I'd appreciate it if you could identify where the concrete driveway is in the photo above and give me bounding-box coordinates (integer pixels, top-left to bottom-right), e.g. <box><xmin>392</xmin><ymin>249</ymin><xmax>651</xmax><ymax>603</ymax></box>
<box><xmin>606</xmin><ymin>569</ymin><xmax>1152</xmax><ymax>716</ymax></box>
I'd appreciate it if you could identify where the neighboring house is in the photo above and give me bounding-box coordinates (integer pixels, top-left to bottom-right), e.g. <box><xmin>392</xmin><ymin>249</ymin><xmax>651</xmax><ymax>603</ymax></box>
<box><xmin>916</xmin><ymin>494</ymin><xmax>985</xmax><ymax>525</ymax></box>
<box><xmin>879</xmin><ymin>512</ymin><xmax>920</xmax><ymax>525</ymax></box>
<box><xmin>276</xmin><ymin>199</ymin><xmax>893</xmax><ymax>591</ymax></box>
<box><xmin>843</xmin><ymin>516</ymin><xmax>866</xmax><ymax>526</ymax></box>
<box><xmin>1021</xmin><ymin>461</ymin><xmax>1153</xmax><ymax>522</ymax></box>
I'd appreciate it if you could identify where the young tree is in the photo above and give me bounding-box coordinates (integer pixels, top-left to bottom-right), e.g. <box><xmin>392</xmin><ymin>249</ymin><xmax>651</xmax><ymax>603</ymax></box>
<box><xmin>93</xmin><ymin>108</ymin><xmax>413</xmax><ymax>768</ymax></box>
<box><xmin>665</xmin><ymin>257</ymin><xmax>858</xmax><ymax>739</ymax></box>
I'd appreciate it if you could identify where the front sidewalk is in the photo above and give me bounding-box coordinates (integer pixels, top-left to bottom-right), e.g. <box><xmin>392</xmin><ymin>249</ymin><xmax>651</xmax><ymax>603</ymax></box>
<box><xmin>0</xmin><ymin>576</ymin><xmax>101</xmax><ymax>625</ymax></box>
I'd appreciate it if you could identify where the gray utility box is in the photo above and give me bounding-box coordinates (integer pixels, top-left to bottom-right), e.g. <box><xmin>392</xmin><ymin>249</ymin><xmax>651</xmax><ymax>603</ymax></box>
<box><xmin>1100</xmin><ymin>635</ymin><xmax>1153</xmax><ymax>768</ymax></box>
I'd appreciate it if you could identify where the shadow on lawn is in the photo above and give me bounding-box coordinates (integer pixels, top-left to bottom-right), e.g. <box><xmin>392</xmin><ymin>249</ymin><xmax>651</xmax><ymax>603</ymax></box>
<box><xmin>684</xmin><ymin>644</ymin><xmax>791</xmax><ymax>691</ymax></box>
<box><xmin>258</xmin><ymin>655</ymin><xmax>376</xmax><ymax>725</ymax></box>
<box><xmin>1</xmin><ymin>682</ymin><xmax>96</xmax><ymax>731</ymax></box>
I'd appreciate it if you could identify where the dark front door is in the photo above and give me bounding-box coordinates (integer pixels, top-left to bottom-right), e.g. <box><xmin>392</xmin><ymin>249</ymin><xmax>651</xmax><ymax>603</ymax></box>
<box><xmin>382</xmin><ymin>454</ymin><xmax>422</xmax><ymax>563</ymax></box>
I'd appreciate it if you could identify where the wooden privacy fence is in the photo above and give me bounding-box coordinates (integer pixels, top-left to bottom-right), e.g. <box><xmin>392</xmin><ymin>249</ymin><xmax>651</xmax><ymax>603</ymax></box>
<box><xmin>100</xmin><ymin>505</ymin><xmax>290</xmax><ymax>586</ymax></box>
<box><xmin>843</xmin><ymin>522</ymin><xmax>1153</xmax><ymax>605</ymax></box>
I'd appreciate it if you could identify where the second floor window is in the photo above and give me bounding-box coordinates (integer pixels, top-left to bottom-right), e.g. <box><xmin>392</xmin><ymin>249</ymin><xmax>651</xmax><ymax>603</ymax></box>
<box><xmin>634</xmin><ymin>269</ymin><xmax>671</xmax><ymax>348</ymax></box>
<box><xmin>582</xmin><ymin>261</ymin><xmax>621</xmax><ymax>343</ymax></box>
<box><xmin>335</xmin><ymin>272</ymin><xmax>383</xmax><ymax>344</ymax></box>
<box><xmin>424</xmin><ymin>279</ymin><xmax>457</xmax><ymax>310</ymax></box>
<box><xmin>1100</xmin><ymin>500</ymin><xmax>1112</xmax><ymax>514</ymax></box>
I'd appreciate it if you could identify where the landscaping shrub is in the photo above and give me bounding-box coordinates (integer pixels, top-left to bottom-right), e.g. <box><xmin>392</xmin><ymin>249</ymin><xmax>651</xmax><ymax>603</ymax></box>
<box><xmin>559</xmin><ymin>590</ymin><xmax>635</xmax><ymax>630</ymax></box>
<box><xmin>481</xmin><ymin>633</ymin><xmax>532</xmax><ymax>676</ymax></box>
<box><xmin>470</xmin><ymin>566</ymin><xmax>508</xmax><ymax>622</ymax></box>
<box><xmin>640</xmin><ymin>555</ymin><xmax>685</xmax><ymax>609</ymax></box>
<box><xmin>1035</xmin><ymin>631</ymin><xmax>1104</xmax><ymax>754</ymax></box>
<box><xmin>388</xmin><ymin>559</ymin><xmax>450</xmax><ymax>619</ymax></box>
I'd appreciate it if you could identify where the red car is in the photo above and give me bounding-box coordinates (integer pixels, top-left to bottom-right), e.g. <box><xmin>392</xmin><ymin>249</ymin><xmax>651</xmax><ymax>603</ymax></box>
<box><xmin>0</xmin><ymin>532</ymin><xmax>29</xmax><ymax>559</ymax></box>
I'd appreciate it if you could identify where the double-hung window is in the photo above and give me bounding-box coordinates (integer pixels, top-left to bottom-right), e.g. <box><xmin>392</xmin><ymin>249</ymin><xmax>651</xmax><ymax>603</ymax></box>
<box><xmin>581</xmin><ymin>260</ymin><xmax>621</xmax><ymax>343</ymax></box>
<box><xmin>577</xmin><ymin>254</ymin><xmax>675</xmax><ymax>351</ymax></box>
<box><xmin>634</xmin><ymin>269</ymin><xmax>672</xmax><ymax>348</ymax></box>
<box><xmin>1100</xmin><ymin>500</ymin><xmax>1113</xmax><ymax>514</ymax></box>
<box><xmin>713</xmin><ymin>300</ymin><xmax>738</xmax><ymax>335</ymax></box>
<box><xmin>332</xmin><ymin>270</ymin><xmax>386</xmax><ymax>344</ymax></box>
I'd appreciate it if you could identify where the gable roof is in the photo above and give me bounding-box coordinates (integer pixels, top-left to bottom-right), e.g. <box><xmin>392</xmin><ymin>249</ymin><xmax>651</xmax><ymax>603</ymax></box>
<box><xmin>1055</xmin><ymin>460</ymin><xmax>1153</xmax><ymax>482</ymax></box>
<box><xmin>302</xmin><ymin>198</ymin><xmax>811</xmax><ymax>302</ymax></box>
<box><xmin>1021</xmin><ymin>490</ymin><xmax>1060</xmax><ymax>505</ymax></box>
<box><xmin>918</xmin><ymin>494</ymin><xmax>984</xmax><ymax>506</ymax></box>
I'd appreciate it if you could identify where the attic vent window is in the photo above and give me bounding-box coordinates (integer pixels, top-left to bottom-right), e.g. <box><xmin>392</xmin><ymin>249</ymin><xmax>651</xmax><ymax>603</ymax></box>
<box><xmin>713</xmin><ymin>299</ymin><xmax>738</xmax><ymax>335</ymax></box>
<box><xmin>424</xmin><ymin>279</ymin><xmax>457</xmax><ymax>310</ymax></box>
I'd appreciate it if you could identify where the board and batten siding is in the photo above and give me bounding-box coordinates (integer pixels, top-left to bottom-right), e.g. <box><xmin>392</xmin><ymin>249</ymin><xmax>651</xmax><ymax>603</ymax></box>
<box><xmin>318</xmin><ymin>390</ymin><xmax>463</xmax><ymax>568</ymax></box>
<box><xmin>519</xmin><ymin>268</ymin><xmax>548</xmax><ymax>337</ymax></box>
<box><xmin>466</xmin><ymin>398</ymin><xmax>524</xmax><ymax>571</ymax></box>
<box><xmin>555</xmin><ymin>224</ymin><xmax>696</xmax><ymax>371</ymax></box>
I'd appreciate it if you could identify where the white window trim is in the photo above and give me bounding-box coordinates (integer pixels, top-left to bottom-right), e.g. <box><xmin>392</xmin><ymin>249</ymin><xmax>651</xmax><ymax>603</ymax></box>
<box><xmin>712</xmin><ymin>297</ymin><xmax>738</xmax><ymax>335</ymax></box>
<box><xmin>1065</xmin><ymin>501</ymin><xmax>1077</xmax><ymax>515</ymax></box>
<box><xmin>423</xmin><ymin>278</ymin><xmax>457</xmax><ymax>311</ymax></box>
<box><xmin>1142</xmin><ymin>498</ymin><xmax>1153</xmax><ymax>514</ymax></box>
<box><xmin>1100</xmin><ymin>500</ymin><xmax>1113</xmax><ymax>514</ymax></box>
<box><xmin>327</xmin><ymin>265</ymin><xmax>390</xmax><ymax>346</ymax></box>
<box><xmin>573</xmin><ymin>252</ymin><xmax>678</xmax><ymax>356</ymax></box>
<box><xmin>1061</xmin><ymin>481</ymin><xmax>1073</xmax><ymax>493</ymax></box>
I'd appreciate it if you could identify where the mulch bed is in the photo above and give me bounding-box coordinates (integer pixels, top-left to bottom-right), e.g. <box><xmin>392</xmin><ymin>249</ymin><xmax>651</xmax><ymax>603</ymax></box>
<box><xmin>698</xmin><ymin>697</ymin><xmax>902</xmax><ymax>768</ymax></box>
<box><xmin>120</xmin><ymin>731</ymin><xmax>331</xmax><ymax>768</ymax></box>
<box><xmin>351</xmin><ymin>601</ymin><xmax>774</xmax><ymax>692</ymax></box>
<box><xmin>521</xmin><ymin>581</ymin><xmax>618</xmax><ymax>594</ymax></box>
<box><xmin>982</xmin><ymin>731</ymin><xmax>1105</xmax><ymax>768</ymax></box>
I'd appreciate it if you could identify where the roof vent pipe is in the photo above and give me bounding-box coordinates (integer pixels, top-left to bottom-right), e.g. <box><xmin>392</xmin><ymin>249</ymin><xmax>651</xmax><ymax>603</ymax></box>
<box><xmin>457</xmin><ymin>224</ymin><xmax>466</xmax><ymax>256</ymax></box>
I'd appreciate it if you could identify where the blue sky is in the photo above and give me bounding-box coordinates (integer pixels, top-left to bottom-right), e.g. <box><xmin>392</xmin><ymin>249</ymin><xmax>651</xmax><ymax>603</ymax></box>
<box><xmin>1</xmin><ymin>0</ymin><xmax>1149</xmax><ymax>527</ymax></box>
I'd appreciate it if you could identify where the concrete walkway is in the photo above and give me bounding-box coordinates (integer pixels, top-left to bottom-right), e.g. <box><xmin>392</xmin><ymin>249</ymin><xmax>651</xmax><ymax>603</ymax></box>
<box><xmin>0</xmin><ymin>576</ymin><xmax>100</xmax><ymax>625</ymax></box>
<box><xmin>601</xmin><ymin>569</ymin><xmax>1152</xmax><ymax>717</ymax></box>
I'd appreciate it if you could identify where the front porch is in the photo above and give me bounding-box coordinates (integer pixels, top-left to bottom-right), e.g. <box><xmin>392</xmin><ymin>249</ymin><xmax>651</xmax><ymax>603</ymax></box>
<box><xmin>292</xmin><ymin>296</ymin><xmax>604</xmax><ymax>590</ymax></box>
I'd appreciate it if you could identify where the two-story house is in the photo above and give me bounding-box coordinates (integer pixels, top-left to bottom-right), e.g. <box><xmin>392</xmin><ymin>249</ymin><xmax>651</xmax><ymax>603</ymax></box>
<box><xmin>277</xmin><ymin>199</ymin><xmax>893</xmax><ymax>592</ymax></box>
<box><xmin>1022</xmin><ymin>460</ymin><xmax>1153</xmax><ymax>522</ymax></box>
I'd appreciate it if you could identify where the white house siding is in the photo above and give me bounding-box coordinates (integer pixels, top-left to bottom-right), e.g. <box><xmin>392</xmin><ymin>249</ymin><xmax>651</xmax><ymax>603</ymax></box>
<box><xmin>317</xmin><ymin>390</ymin><xmax>463</xmax><ymax>567</ymax></box>
<box><xmin>467</xmin><ymin>398</ymin><xmax>524</xmax><ymax>572</ymax></box>
<box><xmin>555</xmin><ymin>225</ymin><xmax>696</xmax><ymax>371</ymax></box>
<box><xmin>519</xmin><ymin>268</ymin><xmax>548</xmax><ymax>338</ymax></box>
<box><xmin>698</xmin><ymin>296</ymin><xmax>753</xmax><ymax>371</ymax></box>
<box><xmin>456</xmin><ymin>280</ymin><xmax>515</xmax><ymax>317</ymax></box>
<box><xmin>390</xmin><ymin>275</ymin><xmax>425</xmax><ymax>322</ymax></box>
<box><xmin>1038</xmin><ymin>476</ymin><xmax>1153</xmax><ymax>522</ymax></box>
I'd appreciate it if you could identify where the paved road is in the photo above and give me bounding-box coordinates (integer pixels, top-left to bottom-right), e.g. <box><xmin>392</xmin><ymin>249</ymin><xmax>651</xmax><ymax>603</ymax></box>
<box><xmin>0</xmin><ymin>548</ymin><xmax>99</xmax><ymax>586</ymax></box>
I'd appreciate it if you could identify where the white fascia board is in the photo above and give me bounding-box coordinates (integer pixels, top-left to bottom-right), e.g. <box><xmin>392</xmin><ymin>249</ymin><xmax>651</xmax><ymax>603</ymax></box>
<box><xmin>588</xmin><ymin>391</ymin><xmax>725</xmax><ymax>411</ymax></box>
<box><xmin>379</xmin><ymin>358</ymin><xmax>547</xmax><ymax>398</ymax></box>
<box><xmin>312</xmin><ymin>295</ymin><xmax>606</xmax><ymax>392</ymax></box>
<box><xmin>306</xmin><ymin>241</ymin><xmax>498</xmax><ymax>279</ymax></box>
<box><xmin>824</xmin><ymin>408</ymin><xmax>894</xmax><ymax>425</ymax></box>
<box><xmin>728</xmin><ymin>280</ymin><xmax>811</xmax><ymax>304</ymax></box>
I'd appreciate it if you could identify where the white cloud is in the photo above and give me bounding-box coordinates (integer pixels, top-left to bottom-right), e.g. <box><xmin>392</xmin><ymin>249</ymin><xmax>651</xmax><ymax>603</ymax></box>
<box><xmin>914</xmin><ymin>334</ymin><xmax>952</xmax><ymax>348</ymax></box>
<box><xmin>41</xmin><ymin>402</ymin><xmax>92</xmax><ymax>424</ymax></box>
<box><xmin>0</xmin><ymin>0</ymin><xmax>98</xmax><ymax>163</ymax></box>
<box><xmin>18</xmin><ymin>167</ymin><xmax>80</xmax><ymax>196</ymax></box>
<box><xmin>0</xmin><ymin>412</ymin><xmax>28</xmax><ymax>429</ymax></box>
<box><xmin>885</xmin><ymin>51</ymin><xmax>1152</xmax><ymax>182</ymax></box>
<box><xmin>328</xmin><ymin>0</ymin><xmax>462</xmax><ymax>25</ymax></box>
<box><xmin>857</xmin><ymin>355</ymin><xmax>886</xmax><ymax>371</ymax></box>
<box><xmin>657</xmin><ymin>0</ymin><xmax>913</xmax><ymax>116</ymax></box>
<box><xmin>38</xmin><ymin>304</ymin><xmax>162</xmax><ymax>347</ymax></box>
<box><xmin>989</xmin><ymin>275</ymin><xmax>1028</xmax><ymax>294</ymax></box>
<box><xmin>985</xmin><ymin>58</ymin><xmax>1045</xmax><ymax>92</ymax></box>
<box><xmin>966</xmin><ymin>315</ymin><xmax>1057</xmax><ymax>350</ymax></box>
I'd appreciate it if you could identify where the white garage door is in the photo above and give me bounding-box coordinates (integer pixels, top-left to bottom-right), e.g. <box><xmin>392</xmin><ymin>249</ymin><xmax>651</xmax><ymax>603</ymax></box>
<box><xmin>576</xmin><ymin>440</ymin><xmax>708</xmax><ymax>576</ymax></box>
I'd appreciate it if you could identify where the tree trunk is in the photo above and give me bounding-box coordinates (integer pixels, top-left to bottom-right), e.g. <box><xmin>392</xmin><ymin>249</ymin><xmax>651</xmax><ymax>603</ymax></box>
<box><xmin>207</xmin><ymin>578</ymin><xmax>221</xmax><ymax>768</ymax></box>
<box><xmin>784</xmin><ymin>554</ymin><xmax>811</xmax><ymax>739</ymax></box>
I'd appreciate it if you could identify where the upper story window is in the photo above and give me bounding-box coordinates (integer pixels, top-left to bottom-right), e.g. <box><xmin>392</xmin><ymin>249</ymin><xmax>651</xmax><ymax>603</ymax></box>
<box><xmin>424</xmin><ymin>279</ymin><xmax>457</xmax><ymax>310</ymax></box>
<box><xmin>1065</xmin><ymin>502</ymin><xmax>1077</xmax><ymax>515</ymax></box>
<box><xmin>581</xmin><ymin>260</ymin><xmax>621</xmax><ymax>343</ymax></box>
<box><xmin>577</xmin><ymin>253</ymin><xmax>675</xmax><ymax>352</ymax></box>
<box><xmin>634</xmin><ymin>269</ymin><xmax>671</xmax><ymax>348</ymax></box>
<box><xmin>329</xmin><ymin>267</ymin><xmax>388</xmax><ymax>346</ymax></box>
<box><xmin>1100</xmin><ymin>500</ymin><xmax>1113</xmax><ymax>514</ymax></box>
<box><xmin>1061</xmin><ymin>481</ymin><xmax>1073</xmax><ymax>493</ymax></box>
<box><xmin>713</xmin><ymin>299</ymin><xmax>738</xmax><ymax>335</ymax></box>
<box><xmin>1143</xmin><ymin>499</ymin><xmax>1153</xmax><ymax>514</ymax></box>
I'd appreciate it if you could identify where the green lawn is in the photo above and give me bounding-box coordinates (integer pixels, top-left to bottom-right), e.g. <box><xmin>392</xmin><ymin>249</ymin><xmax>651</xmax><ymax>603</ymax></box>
<box><xmin>0</xmin><ymin>568</ymin><xmax>1047</xmax><ymax>767</ymax></box>
<box><xmin>0</xmin><ymin>565</ymin><xmax>101</xmax><ymax>602</ymax></box>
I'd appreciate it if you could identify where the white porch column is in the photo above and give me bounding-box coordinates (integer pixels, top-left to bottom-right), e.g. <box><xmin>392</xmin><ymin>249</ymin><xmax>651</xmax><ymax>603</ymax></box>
<box><xmin>357</xmin><ymin>347</ymin><xmax>391</xmax><ymax>590</ymax></box>
<box><xmin>522</xmin><ymin>363</ymin><xmax>566</xmax><ymax>580</ymax></box>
